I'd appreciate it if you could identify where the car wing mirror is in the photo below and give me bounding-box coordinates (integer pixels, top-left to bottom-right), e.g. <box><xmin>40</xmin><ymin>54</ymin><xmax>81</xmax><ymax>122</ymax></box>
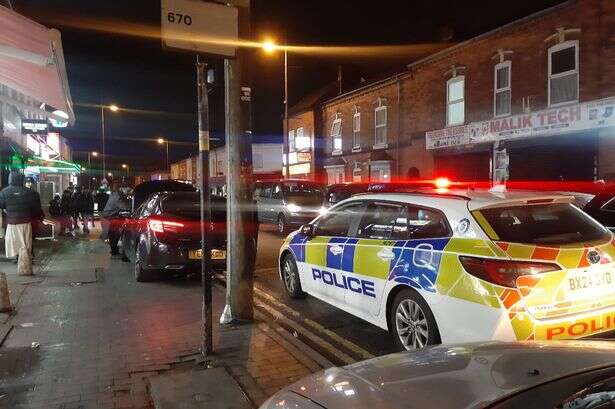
<box><xmin>300</xmin><ymin>224</ymin><xmax>314</xmax><ymax>237</ymax></box>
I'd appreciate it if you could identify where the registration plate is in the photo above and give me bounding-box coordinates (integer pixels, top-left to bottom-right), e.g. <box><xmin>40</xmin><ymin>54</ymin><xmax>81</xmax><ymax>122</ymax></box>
<box><xmin>188</xmin><ymin>249</ymin><xmax>226</xmax><ymax>260</ymax></box>
<box><xmin>567</xmin><ymin>270</ymin><xmax>613</xmax><ymax>298</ymax></box>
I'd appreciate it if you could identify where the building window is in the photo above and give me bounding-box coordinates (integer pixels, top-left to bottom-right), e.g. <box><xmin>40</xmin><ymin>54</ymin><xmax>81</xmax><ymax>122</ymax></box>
<box><xmin>370</xmin><ymin>162</ymin><xmax>390</xmax><ymax>182</ymax></box>
<box><xmin>253</xmin><ymin>153</ymin><xmax>263</xmax><ymax>169</ymax></box>
<box><xmin>295</xmin><ymin>127</ymin><xmax>310</xmax><ymax>150</ymax></box>
<box><xmin>288</xmin><ymin>129</ymin><xmax>295</xmax><ymax>152</ymax></box>
<box><xmin>446</xmin><ymin>75</ymin><xmax>465</xmax><ymax>126</ymax></box>
<box><xmin>352</xmin><ymin>112</ymin><xmax>361</xmax><ymax>150</ymax></box>
<box><xmin>353</xmin><ymin>164</ymin><xmax>362</xmax><ymax>182</ymax></box>
<box><xmin>326</xmin><ymin>167</ymin><xmax>345</xmax><ymax>184</ymax></box>
<box><xmin>331</xmin><ymin>117</ymin><xmax>342</xmax><ymax>155</ymax></box>
<box><xmin>494</xmin><ymin>61</ymin><xmax>511</xmax><ymax>117</ymax></box>
<box><xmin>374</xmin><ymin>106</ymin><xmax>387</xmax><ymax>147</ymax></box>
<box><xmin>548</xmin><ymin>40</ymin><xmax>578</xmax><ymax>106</ymax></box>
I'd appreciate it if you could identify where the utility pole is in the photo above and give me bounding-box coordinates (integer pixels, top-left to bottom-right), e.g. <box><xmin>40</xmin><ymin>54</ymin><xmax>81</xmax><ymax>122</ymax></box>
<box><xmin>197</xmin><ymin>56</ymin><xmax>213</xmax><ymax>355</ymax></box>
<box><xmin>220</xmin><ymin>0</ymin><xmax>256</xmax><ymax>325</ymax></box>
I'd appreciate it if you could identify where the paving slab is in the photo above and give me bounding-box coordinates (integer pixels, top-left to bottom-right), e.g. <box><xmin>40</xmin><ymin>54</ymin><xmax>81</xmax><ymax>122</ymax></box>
<box><xmin>149</xmin><ymin>367</ymin><xmax>253</xmax><ymax>409</ymax></box>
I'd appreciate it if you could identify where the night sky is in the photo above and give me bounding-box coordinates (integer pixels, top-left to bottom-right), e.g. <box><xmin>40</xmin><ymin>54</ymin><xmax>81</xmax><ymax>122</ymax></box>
<box><xmin>12</xmin><ymin>0</ymin><xmax>567</xmax><ymax>171</ymax></box>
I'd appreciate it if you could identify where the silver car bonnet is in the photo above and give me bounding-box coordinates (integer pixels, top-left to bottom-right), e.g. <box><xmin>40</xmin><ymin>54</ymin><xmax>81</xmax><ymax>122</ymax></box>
<box><xmin>283</xmin><ymin>341</ymin><xmax>615</xmax><ymax>409</ymax></box>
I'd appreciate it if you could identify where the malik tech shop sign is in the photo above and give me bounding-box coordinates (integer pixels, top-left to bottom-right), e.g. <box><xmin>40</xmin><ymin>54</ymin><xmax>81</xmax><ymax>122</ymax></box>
<box><xmin>426</xmin><ymin>98</ymin><xmax>615</xmax><ymax>150</ymax></box>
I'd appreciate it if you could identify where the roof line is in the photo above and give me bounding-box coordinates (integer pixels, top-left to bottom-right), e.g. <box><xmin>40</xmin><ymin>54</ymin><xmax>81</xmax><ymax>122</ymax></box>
<box><xmin>321</xmin><ymin>0</ymin><xmax>574</xmax><ymax>107</ymax></box>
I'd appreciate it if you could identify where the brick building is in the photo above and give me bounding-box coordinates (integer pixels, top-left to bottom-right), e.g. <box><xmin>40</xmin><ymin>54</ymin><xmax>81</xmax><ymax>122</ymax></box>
<box><xmin>311</xmin><ymin>0</ymin><xmax>615</xmax><ymax>184</ymax></box>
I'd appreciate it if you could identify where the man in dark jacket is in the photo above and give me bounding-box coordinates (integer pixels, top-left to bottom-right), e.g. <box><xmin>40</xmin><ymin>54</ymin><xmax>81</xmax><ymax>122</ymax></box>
<box><xmin>60</xmin><ymin>186</ymin><xmax>73</xmax><ymax>236</ymax></box>
<box><xmin>102</xmin><ymin>183</ymin><xmax>130</xmax><ymax>256</ymax></box>
<box><xmin>0</xmin><ymin>172</ymin><xmax>44</xmax><ymax>261</ymax></box>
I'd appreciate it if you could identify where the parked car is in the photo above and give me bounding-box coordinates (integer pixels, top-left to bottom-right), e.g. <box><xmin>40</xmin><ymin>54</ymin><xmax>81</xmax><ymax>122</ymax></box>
<box><xmin>583</xmin><ymin>186</ymin><xmax>615</xmax><ymax>231</ymax></box>
<box><xmin>260</xmin><ymin>341</ymin><xmax>615</xmax><ymax>409</ymax></box>
<box><xmin>254</xmin><ymin>179</ymin><xmax>325</xmax><ymax>234</ymax></box>
<box><xmin>324</xmin><ymin>183</ymin><xmax>370</xmax><ymax>207</ymax></box>
<box><xmin>131</xmin><ymin>179</ymin><xmax>196</xmax><ymax>211</ymax></box>
<box><xmin>121</xmin><ymin>191</ymin><xmax>226</xmax><ymax>282</ymax></box>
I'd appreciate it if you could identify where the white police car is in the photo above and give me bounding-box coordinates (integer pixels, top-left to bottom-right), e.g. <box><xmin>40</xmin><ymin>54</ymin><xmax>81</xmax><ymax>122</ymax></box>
<box><xmin>278</xmin><ymin>188</ymin><xmax>615</xmax><ymax>350</ymax></box>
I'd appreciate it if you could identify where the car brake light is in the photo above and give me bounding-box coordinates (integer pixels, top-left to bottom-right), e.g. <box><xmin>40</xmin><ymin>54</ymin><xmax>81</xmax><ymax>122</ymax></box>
<box><xmin>148</xmin><ymin>218</ymin><xmax>185</xmax><ymax>234</ymax></box>
<box><xmin>459</xmin><ymin>256</ymin><xmax>560</xmax><ymax>288</ymax></box>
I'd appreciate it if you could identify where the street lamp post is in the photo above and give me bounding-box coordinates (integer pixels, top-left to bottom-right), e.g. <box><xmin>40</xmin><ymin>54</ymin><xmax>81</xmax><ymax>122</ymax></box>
<box><xmin>87</xmin><ymin>151</ymin><xmax>98</xmax><ymax>189</ymax></box>
<box><xmin>122</xmin><ymin>163</ymin><xmax>129</xmax><ymax>178</ymax></box>
<box><xmin>263</xmin><ymin>41</ymin><xmax>289</xmax><ymax>178</ymax></box>
<box><xmin>157</xmin><ymin>137</ymin><xmax>169</xmax><ymax>172</ymax></box>
<box><xmin>101</xmin><ymin>104</ymin><xmax>119</xmax><ymax>184</ymax></box>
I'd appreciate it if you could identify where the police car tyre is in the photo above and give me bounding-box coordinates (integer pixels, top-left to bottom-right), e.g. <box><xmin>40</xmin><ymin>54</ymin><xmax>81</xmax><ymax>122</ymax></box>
<box><xmin>282</xmin><ymin>253</ymin><xmax>306</xmax><ymax>299</ymax></box>
<box><xmin>277</xmin><ymin>215</ymin><xmax>287</xmax><ymax>234</ymax></box>
<box><xmin>390</xmin><ymin>288</ymin><xmax>441</xmax><ymax>351</ymax></box>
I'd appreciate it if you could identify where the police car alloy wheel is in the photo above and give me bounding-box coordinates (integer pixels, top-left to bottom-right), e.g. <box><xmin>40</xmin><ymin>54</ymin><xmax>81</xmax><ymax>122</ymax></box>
<box><xmin>391</xmin><ymin>289</ymin><xmax>440</xmax><ymax>351</ymax></box>
<box><xmin>282</xmin><ymin>254</ymin><xmax>306</xmax><ymax>299</ymax></box>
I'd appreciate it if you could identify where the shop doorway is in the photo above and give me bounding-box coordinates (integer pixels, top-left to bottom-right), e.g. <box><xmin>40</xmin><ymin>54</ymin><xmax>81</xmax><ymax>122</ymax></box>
<box><xmin>434</xmin><ymin>151</ymin><xmax>491</xmax><ymax>181</ymax></box>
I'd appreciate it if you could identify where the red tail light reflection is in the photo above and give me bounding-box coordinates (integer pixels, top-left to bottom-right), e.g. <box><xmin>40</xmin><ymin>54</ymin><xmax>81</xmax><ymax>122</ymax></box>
<box><xmin>148</xmin><ymin>219</ymin><xmax>185</xmax><ymax>233</ymax></box>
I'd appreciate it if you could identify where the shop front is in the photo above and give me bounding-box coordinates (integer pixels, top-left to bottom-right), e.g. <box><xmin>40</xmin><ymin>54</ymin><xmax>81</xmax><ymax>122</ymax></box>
<box><xmin>426</xmin><ymin>97</ymin><xmax>615</xmax><ymax>183</ymax></box>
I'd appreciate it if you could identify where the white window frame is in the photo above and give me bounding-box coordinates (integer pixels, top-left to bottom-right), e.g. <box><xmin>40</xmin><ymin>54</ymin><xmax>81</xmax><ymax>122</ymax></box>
<box><xmin>331</xmin><ymin>117</ymin><xmax>342</xmax><ymax>156</ymax></box>
<box><xmin>494</xmin><ymin>60</ymin><xmax>511</xmax><ymax>117</ymax></box>
<box><xmin>325</xmin><ymin>166</ymin><xmax>345</xmax><ymax>184</ymax></box>
<box><xmin>295</xmin><ymin>126</ymin><xmax>311</xmax><ymax>151</ymax></box>
<box><xmin>374</xmin><ymin>106</ymin><xmax>388</xmax><ymax>149</ymax></box>
<box><xmin>352</xmin><ymin>112</ymin><xmax>361</xmax><ymax>151</ymax></box>
<box><xmin>352</xmin><ymin>164</ymin><xmax>362</xmax><ymax>182</ymax></box>
<box><xmin>369</xmin><ymin>161</ymin><xmax>391</xmax><ymax>182</ymax></box>
<box><xmin>288</xmin><ymin>129</ymin><xmax>296</xmax><ymax>153</ymax></box>
<box><xmin>548</xmin><ymin>40</ymin><xmax>579</xmax><ymax>107</ymax></box>
<box><xmin>446</xmin><ymin>75</ymin><xmax>465</xmax><ymax>126</ymax></box>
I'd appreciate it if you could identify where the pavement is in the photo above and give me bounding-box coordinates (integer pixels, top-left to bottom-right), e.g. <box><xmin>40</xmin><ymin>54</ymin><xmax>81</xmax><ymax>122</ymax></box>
<box><xmin>0</xmin><ymin>227</ymin><xmax>329</xmax><ymax>409</ymax></box>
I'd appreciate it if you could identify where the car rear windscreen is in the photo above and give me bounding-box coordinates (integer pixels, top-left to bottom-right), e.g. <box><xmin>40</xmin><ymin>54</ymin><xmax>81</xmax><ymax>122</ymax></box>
<box><xmin>477</xmin><ymin>203</ymin><xmax>610</xmax><ymax>245</ymax></box>
<box><xmin>284</xmin><ymin>182</ymin><xmax>324</xmax><ymax>206</ymax></box>
<box><xmin>162</xmin><ymin>194</ymin><xmax>226</xmax><ymax>221</ymax></box>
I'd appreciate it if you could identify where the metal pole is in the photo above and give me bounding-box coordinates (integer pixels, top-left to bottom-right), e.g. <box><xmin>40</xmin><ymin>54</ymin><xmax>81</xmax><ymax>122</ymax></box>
<box><xmin>166</xmin><ymin>141</ymin><xmax>170</xmax><ymax>173</ymax></box>
<box><xmin>88</xmin><ymin>153</ymin><xmax>91</xmax><ymax>189</ymax></box>
<box><xmin>284</xmin><ymin>49</ymin><xmax>288</xmax><ymax>179</ymax></box>
<box><xmin>101</xmin><ymin>106</ymin><xmax>106</xmax><ymax>180</ymax></box>
<box><xmin>197</xmin><ymin>55</ymin><xmax>212</xmax><ymax>356</ymax></box>
<box><xmin>220</xmin><ymin>0</ymin><xmax>255</xmax><ymax>325</ymax></box>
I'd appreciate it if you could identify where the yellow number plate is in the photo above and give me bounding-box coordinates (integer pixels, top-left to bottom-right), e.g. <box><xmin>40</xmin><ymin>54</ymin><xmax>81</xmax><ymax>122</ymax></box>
<box><xmin>188</xmin><ymin>249</ymin><xmax>226</xmax><ymax>260</ymax></box>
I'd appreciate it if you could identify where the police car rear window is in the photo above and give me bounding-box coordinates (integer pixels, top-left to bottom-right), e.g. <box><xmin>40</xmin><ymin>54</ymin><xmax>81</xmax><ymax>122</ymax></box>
<box><xmin>477</xmin><ymin>203</ymin><xmax>610</xmax><ymax>245</ymax></box>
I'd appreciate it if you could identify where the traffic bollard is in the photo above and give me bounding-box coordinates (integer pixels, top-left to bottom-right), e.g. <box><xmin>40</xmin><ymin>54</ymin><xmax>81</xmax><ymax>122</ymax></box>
<box><xmin>0</xmin><ymin>272</ymin><xmax>12</xmax><ymax>313</ymax></box>
<box><xmin>17</xmin><ymin>247</ymin><xmax>33</xmax><ymax>276</ymax></box>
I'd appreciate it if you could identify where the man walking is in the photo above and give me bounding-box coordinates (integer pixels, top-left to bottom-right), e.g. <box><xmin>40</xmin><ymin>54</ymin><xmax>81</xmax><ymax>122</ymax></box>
<box><xmin>0</xmin><ymin>172</ymin><xmax>44</xmax><ymax>262</ymax></box>
<box><xmin>102</xmin><ymin>182</ymin><xmax>130</xmax><ymax>257</ymax></box>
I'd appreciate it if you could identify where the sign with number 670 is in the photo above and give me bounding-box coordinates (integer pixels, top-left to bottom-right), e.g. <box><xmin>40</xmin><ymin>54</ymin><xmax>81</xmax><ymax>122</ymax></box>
<box><xmin>161</xmin><ymin>0</ymin><xmax>238</xmax><ymax>57</ymax></box>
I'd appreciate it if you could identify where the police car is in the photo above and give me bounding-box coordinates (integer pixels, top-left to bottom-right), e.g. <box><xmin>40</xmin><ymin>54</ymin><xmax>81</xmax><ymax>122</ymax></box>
<box><xmin>278</xmin><ymin>187</ymin><xmax>615</xmax><ymax>351</ymax></box>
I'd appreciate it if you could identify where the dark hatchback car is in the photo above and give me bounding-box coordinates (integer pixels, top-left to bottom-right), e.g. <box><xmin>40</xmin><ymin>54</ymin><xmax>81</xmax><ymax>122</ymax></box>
<box><xmin>121</xmin><ymin>191</ymin><xmax>226</xmax><ymax>282</ymax></box>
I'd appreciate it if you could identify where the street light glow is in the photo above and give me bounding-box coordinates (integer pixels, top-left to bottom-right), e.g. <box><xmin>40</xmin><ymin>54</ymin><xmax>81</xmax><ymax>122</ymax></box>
<box><xmin>262</xmin><ymin>40</ymin><xmax>276</xmax><ymax>53</ymax></box>
<box><xmin>107</xmin><ymin>172</ymin><xmax>112</xmax><ymax>177</ymax></box>
<box><xmin>109</xmin><ymin>104</ymin><xmax>119</xmax><ymax>112</ymax></box>
<box><xmin>157</xmin><ymin>137</ymin><xmax>165</xmax><ymax>144</ymax></box>
<box><xmin>92</xmin><ymin>151</ymin><xmax>98</xmax><ymax>157</ymax></box>
<box><xmin>122</xmin><ymin>163</ymin><xmax>127</xmax><ymax>169</ymax></box>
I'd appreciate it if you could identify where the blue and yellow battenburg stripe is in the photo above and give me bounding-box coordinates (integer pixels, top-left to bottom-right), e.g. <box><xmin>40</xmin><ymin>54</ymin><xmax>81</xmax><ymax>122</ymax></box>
<box><xmin>288</xmin><ymin>234</ymin><xmax>453</xmax><ymax>293</ymax></box>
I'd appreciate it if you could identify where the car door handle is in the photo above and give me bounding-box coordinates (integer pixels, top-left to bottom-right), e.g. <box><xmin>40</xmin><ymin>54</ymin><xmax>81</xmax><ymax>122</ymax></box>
<box><xmin>329</xmin><ymin>245</ymin><xmax>343</xmax><ymax>256</ymax></box>
<box><xmin>377</xmin><ymin>247</ymin><xmax>395</xmax><ymax>261</ymax></box>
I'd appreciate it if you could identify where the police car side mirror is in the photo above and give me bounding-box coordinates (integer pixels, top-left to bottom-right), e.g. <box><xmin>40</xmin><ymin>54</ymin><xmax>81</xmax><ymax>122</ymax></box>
<box><xmin>300</xmin><ymin>224</ymin><xmax>314</xmax><ymax>237</ymax></box>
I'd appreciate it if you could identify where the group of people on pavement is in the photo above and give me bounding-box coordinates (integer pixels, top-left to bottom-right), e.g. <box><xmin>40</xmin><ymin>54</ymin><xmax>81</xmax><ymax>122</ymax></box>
<box><xmin>49</xmin><ymin>184</ymin><xmax>107</xmax><ymax>236</ymax></box>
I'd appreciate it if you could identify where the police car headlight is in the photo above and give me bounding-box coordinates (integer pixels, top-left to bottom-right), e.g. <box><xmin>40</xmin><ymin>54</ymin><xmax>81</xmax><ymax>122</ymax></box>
<box><xmin>286</xmin><ymin>203</ymin><xmax>301</xmax><ymax>213</ymax></box>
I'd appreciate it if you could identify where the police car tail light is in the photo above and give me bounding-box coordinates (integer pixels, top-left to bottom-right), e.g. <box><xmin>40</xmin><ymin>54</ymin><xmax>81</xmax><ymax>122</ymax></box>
<box><xmin>459</xmin><ymin>256</ymin><xmax>560</xmax><ymax>288</ymax></box>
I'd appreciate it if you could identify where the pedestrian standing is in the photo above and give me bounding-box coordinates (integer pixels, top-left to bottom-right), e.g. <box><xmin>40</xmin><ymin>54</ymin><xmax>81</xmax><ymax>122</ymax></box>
<box><xmin>102</xmin><ymin>183</ymin><xmax>130</xmax><ymax>257</ymax></box>
<box><xmin>70</xmin><ymin>186</ymin><xmax>83</xmax><ymax>233</ymax></box>
<box><xmin>60</xmin><ymin>186</ymin><xmax>73</xmax><ymax>236</ymax></box>
<box><xmin>0</xmin><ymin>172</ymin><xmax>44</xmax><ymax>262</ymax></box>
<box><xmin>81</xmin><ymin>187</ymin><xmax>95</xmax><ymax>234</ymax></box>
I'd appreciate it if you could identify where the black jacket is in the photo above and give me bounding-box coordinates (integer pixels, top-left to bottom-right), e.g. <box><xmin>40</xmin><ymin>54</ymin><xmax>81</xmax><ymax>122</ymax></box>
<box><xmin>0</xmin><ymin>172</ymin><xmax>45</xmax><ymax>225</ymax></box>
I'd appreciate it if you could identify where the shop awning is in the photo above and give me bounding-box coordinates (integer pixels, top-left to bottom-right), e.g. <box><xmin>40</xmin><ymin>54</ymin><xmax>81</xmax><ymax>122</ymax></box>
<box><xmin>26</xmin><ymin>156</ymin><xmax>81</xmax><ymax>175</ymax></box>
<box><xmin>0</xmin><ymin>6</ymin><xmax>74</xmax><ymax>124</ymax></box>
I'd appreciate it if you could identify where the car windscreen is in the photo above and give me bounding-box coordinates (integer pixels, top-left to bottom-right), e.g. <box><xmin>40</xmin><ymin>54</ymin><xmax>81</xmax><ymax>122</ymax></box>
<box><xmin>284</xmin><ymin>182</ymin><xmax>324</xmax><ymax>206</ymax></box>
<box><xmin>477</xmin><ymin>203</ymin><xmax>610</xmax><ymax>245</ymax></box>
<box><xmin>161</xmin><ymin>194</ymin><xmax>226</xmax><ymax>221</ymax></box>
